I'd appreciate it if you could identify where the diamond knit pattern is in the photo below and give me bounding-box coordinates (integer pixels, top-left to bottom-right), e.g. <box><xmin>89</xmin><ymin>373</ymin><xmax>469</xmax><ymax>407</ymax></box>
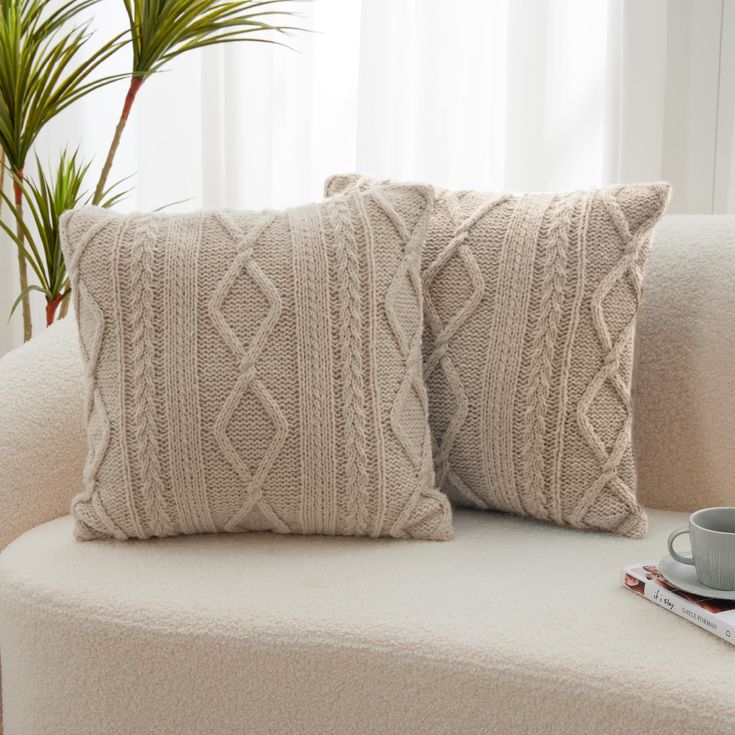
<box><xmin>61</xmin><ymin>186</ymin><xmax>452</xmax><ymax>541</ymax></box>
<box><xmin>326</xmin><ymin>176</ymin><xmax>671</xmax><ymax>538</ymax></box>
<box><xmin>208</xmin><ymin>211</ymin><xmax>289</xmax><ymax>534</ymax></box>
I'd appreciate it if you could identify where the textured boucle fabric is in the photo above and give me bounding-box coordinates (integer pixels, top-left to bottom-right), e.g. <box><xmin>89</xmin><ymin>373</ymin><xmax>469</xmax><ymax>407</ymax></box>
<box><xmin>60</xmin><ymin>186</ymin><xmax>452</xmax><ymax>541</ymax></box>
<box><xmin>633</xmin><ymin>215</ymin><xmax>735</xmax><ymax>512</ymax></box>
<box><xmin>0</xmin><ymin>318</ymin><xmax>85</xmax><ymax>551</ymax></box>
<box><xmin>327</xmin><ymin>176</ymin><xmax>671</xmax><ymax>537</ymax></box>
<box><xmin>2</xmin><ymin>509</ymin><xmax>734</xmax><ymax>735</ymax></box>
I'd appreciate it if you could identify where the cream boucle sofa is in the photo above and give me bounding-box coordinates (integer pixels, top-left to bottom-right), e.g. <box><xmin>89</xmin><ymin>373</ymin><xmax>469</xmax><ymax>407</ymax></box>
<box><xmin>1</xmin><ymin>215</ymin><xmax>734</xmax><ymax>735</ymax></box>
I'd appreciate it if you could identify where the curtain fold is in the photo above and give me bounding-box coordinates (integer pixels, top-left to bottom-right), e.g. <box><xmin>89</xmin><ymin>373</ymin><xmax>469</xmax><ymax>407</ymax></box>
<box><xmin>1</xmin><ymin>0</ymin><xmax>732</xmax><ymax>354</ymax></box>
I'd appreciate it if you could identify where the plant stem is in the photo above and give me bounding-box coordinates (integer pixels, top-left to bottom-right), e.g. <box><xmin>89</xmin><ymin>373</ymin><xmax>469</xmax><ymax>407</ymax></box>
<box><xmin>46</xmin><ymin>293</ymin><xmax>62</xmax><ymax>326</ymax></box>
<box><xmin>13</xmin><ymin>171</ymin><xmax>32</xmax><ymax>342</ymax></box>
<box><xmin>0</xmin><ymin>148</ymin><xmax>5</xmax><ymax>218</ymax></box>
<box><xmin>93</xmin><ymin>75</ymin><xmax>144</xmax><ymax>205</ymax></box>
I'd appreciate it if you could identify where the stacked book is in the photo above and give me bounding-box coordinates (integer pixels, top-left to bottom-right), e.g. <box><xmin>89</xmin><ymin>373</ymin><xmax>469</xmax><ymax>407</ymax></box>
<box><xmin>621</xmin><ymin>562</ymin><xmax>735</xmax><ymax>645</ymax></box>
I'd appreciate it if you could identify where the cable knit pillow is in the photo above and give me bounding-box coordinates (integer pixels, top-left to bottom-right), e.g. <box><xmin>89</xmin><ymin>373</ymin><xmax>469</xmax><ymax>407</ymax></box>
<box><xmin>326</xmin><ymin>176</ymin><xmax>671</xmax><ymax>538</ymax></box>
<box><xmin>60</xmin><ymin>186</ymin><xmax>452</xmax><ymax>541</ymax></box>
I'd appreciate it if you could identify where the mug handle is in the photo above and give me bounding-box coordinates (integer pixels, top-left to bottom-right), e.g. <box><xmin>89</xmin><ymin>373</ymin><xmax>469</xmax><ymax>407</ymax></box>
<box><xmin>667</xmin><ymin>527</ymin><xmax>695</xmax><ymax>565</ymax></box>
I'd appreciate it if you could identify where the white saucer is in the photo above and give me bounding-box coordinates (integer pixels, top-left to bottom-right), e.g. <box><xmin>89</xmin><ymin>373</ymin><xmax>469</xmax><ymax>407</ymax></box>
<box><xmin>659</xmin><ymin>555</ymin><xmax>735</xmax><ymax>600</ymax></box>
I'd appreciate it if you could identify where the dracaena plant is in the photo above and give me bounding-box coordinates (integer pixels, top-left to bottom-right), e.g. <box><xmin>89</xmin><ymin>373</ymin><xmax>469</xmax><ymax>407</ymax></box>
<box><xmin>2</xmin><ymin>0</ymin><xmax>304</xmax><ymax>341</ymax></box>
<box><xmin>0</xmin><ymin>0</ymin><xmax>127</xmax><ymax>341</ymax></box>
<box><xmin>92</xmin><ymin>0</ymin><xmax>302</xmax><ymax>204</ymax></box>
<box><xmin>0</xmin><ymin>150</ymin><xmax>129</xmax><ymax>326</ymax></box>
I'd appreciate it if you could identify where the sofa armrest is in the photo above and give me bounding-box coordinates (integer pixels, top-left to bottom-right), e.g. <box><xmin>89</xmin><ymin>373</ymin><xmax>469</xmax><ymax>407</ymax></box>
<box><xmin>0</xmin><ymin>318</ymin><xmax>85</xmax><ymax>549</ymax></box>
<box><xmin>633</xmin><ymin>215</ymin><xmax>735</xmax><ymax>513</ymax></box>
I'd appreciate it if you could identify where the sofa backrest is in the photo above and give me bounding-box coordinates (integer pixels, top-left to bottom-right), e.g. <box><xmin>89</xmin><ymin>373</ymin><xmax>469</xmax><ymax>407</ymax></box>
<box><xmin>634</xmin><ymin>215</ymin><xmax>735</xmax><ymax>512</ymax></box>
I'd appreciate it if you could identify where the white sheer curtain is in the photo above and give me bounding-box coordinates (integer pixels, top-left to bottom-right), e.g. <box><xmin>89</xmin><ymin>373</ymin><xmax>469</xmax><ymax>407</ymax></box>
<box><xmin>1</xmin><ymin>0</ymin><xmax>733</xmax><ymax>354</ymax></box>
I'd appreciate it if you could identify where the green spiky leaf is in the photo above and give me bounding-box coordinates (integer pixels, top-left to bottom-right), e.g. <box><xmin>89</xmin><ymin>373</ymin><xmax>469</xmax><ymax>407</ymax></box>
<box><xmin>121</xmin><ymin>0</ymin><xmax>306</xmax><ymax>77</ymax></box>
<box><xmin>7</xmin><ymin>283</ymin><xmax>44</xmax><ymax>320</ymax></box>
<box><xmin>1</xmin><ymin>150</ymin><xmax>129</xmax><ymax>310</ymax></box>
<box><xmin>0</xmin><ymin>0</ymin><xmax>129</xmax><ymax>172</ymax></box>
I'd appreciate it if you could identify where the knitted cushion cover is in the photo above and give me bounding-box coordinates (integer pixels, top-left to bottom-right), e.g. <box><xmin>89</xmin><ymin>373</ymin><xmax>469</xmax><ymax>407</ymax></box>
<box><xmin>60</xmin><ymin>185</ymin><xmax>453</xmax><ymax>541</ymax></box>
<box><xmin>326</xmin><ymin>176</ymin><xmax>671</xmax><ymax>538</ymax></box>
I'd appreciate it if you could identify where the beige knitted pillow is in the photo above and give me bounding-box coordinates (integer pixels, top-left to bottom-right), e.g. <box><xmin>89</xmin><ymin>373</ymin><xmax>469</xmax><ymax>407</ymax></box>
<box><xmin>61</xmin><ymin>186</ymin><xmax>452</xmax><ymax>541</ymax></box>
<box><xmin>326</xmin><ymin>176</ymin><xmax>671</xmax><ymax>538</ymax></box>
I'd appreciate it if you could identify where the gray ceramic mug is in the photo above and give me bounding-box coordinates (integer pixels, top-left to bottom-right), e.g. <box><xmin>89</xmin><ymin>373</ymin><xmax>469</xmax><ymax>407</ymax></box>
<box><xmin>668</xmin><ymin>507</ymin><xmax>735</xmax><ymax>591</ymax></box>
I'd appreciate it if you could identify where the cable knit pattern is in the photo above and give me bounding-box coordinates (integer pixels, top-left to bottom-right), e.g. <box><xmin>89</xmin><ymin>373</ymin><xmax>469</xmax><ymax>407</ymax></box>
<box><xmin>328</xmin><ymin>199</ymin><xmax>371</xmax><ymax>534</ymax></box>
<box><xmin>60</xmin><ymin>186</ymin><xmax>452</xmax><ymax>541</ymax></box>
<box><xmin>127</xmin><ymin>215</ymin><xmax>175</xmax><ymax>536</ymax></box>
<box><xmin>326</xmin><ymin>176</ymin><xmax>671</xmax><ymax>537</ymax></box>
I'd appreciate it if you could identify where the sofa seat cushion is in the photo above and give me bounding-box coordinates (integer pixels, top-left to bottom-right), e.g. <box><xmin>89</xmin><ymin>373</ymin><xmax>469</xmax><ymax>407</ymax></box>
<box><xmin>1</xmin><ymin>509</ymin><xmax>733</xmax><ymax>735</ymax></box>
